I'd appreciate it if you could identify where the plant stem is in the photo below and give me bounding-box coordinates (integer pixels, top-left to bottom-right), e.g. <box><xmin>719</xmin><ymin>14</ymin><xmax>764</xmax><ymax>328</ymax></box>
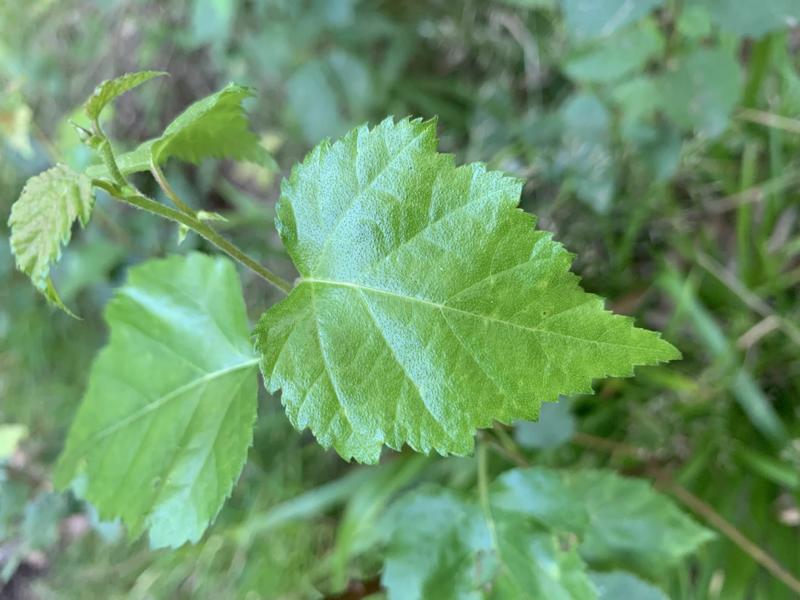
<box><xmin>150</xmin><ymin>158</ymin><xmax>195</xmax><ymax>215</ymax></box>
<box><xmin>663</xmin><ymin>481</ymin><xmax>800</xmax><ymax>596</ymax></box>
<box><xmin>94</xmin><ymin>180</ymin><xmax>293</xmax><ymax>294</ymax></box>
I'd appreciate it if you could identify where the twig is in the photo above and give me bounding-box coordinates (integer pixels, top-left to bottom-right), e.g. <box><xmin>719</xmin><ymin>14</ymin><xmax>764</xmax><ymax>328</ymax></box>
<box><xmin>738</xmin><ymin>109</ymin><xmax>800</xmax><ymax>135</ymax></box>
<box><xmin>663</xmin><ymin>481</ymin><xmax>800</xmax><ymax>596</ymax></box>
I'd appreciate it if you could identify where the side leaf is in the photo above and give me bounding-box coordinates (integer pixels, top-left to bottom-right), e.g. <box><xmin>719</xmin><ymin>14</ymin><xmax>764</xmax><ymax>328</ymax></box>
<box><xmin>255</xmin><ymin>117</ymin><xmax>680</xmax><ymax>463</ymax></box>
<box><xmin>657</xmin><ymin>46</ymin><xmax>743</xmax><ymax>138</ymax></box>
<box><xmin>589</xmin><ymin>572</ymin><xmax>670</xmax><ymax>600</ymax></box>
<box><xmin>84</xmin><ymin>71</ymin><xmax>167</xmax><ymax>120</ymax></box>
<box><xmin>54</xmin><ymin>253</ymin><xmax>259</xmax><ymax>548</ymax></box>
<box><xmin>8</xmin><ymin>164</ymin><xmax>95</xmax><ymax>311</ymax></box>
<box><xmin>86</xmin><ymin>83</ymin><xmax>274</xmax><ymax>178</ymax></box>
<box><xmin>691</xmin><ymin>0</ymin><xmax>800</xmax><ymax>38</ymax></box>
<box><xmin>491</xmin><ymin>468</ymin><xmax>714</xmax><ymax>575</ymax></box>
<box><xmin>381</xmin><ymin>487</ymin><xmax>597</xmax><ymax>600</ymax></box>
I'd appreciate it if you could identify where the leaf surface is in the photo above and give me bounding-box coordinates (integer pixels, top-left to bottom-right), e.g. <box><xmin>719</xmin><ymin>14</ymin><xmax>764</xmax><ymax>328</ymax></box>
<box><xmin>589</xmin><ymin>572</ymin><xmax>669</xmax><ymax>600</ymax></box>
<box><xmin>657</xmin><ymin>46</ymin><xmax>743</xmax><ymax>138</ymax></box>
<box><xmin>7</xmin><ymin>164</ymin><xmax>95</xmax><ymax>310</ymax></box>
<box><xmin>691</xmin><ymin>0</ymin><xmax>800</xmax><ymax>37</ymax></box>
<box><xmin>381</xmin><ymin>487</ymin><xmax>597</xmax><ymax>600</ymax></box>
<box><xmin>84</xmin><ymin>71</ymin><xmax>167</xmax><ymax>120</ymax></box>
<box><xmin>491</xmin><ymin>468</ymin><xmax>714</xmax><ymax>575</ymax></box>
<box><xmin>55</xmin><ymin>253</ymin><xmax>259</xmax><ymax>548</ymax></box>
<box><xmin>255</xmin><ymin>117</ymin><xmax>680</xmax><ymax>463</ymax></box>
<box><xmin>558</xmin><ymin>0</ymin><xmax>663</xmax><ymax>39</ymax></box>
<box><xmin>564</xmin><ymin>19</ymin><xmax>664</xmax><ymax>84</ymax></box>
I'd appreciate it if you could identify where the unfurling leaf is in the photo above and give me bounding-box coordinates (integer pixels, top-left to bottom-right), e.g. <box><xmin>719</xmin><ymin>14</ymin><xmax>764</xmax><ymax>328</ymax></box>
<box><xmin>255</xmin><ymin>117</ymin><xmax>680</xmax><ymax>463</ymax></box>
<box><xmin>8</xmin><ymin>164</ymin><xmax>95</xmax><ymax>311</ymax></box>
<box><xmin>84</xmin><ymin>70</ymin><xmax>167</xmax><ymax>120</ymax></box>
<box><xmin>55</xmin><ymin>253</ymin><xmax>259</xmax><ymax>548</ymax></box>
<box><xmin>87</xmin><ymin>83</ymin><xmax>275</xmax><ymax>179</ymax></box>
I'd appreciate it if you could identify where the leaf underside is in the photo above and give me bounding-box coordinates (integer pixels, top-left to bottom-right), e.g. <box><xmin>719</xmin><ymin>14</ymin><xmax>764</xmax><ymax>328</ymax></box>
<box><xmin>255</xmin><ymin>117</ymin><xmax>680</xmax><ymax>463</ymax></box>
<box><xmin>490</xmin><ymin>467</ymin><xmax>714</xmax><ymax>576</ymax></box>
<box><xmin>7</xmin><ymin>164</ymin><xmax>95</xmax><ymax>310</ymax></box>
<box><xmin>55</xmin><ymin>253</ymin><xmax>259</xmax><ymax>548</ymax></box>
<box><xmin>380</xmin><ymin>468</ymin><xmax>710</xmax><ymax>599</ymax></box>
<box><xmin>381</xmin><ymin>486</ymin><xmax>597</xmax><ymax>600</ymax></box>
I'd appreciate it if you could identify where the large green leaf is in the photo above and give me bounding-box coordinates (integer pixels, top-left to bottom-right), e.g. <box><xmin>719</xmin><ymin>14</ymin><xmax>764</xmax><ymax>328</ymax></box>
<box><xmin>84</xmin><ymin>71</ymin><xmax>167</xmax><ymax>120</ymax></box>
<box><xmin>86</xmin><ymin>83</ymin><xmax>274</xmax><ymax>178</ymax></box>
<box><xmin>7</xmin><ymin>164</ymin><xmax>95</xmax><ymax>311</ymax></box>
<box><xmin>381</xmin><ymin>487</ymin><xmax>597</xmax><ymax>600</ymax></box>
<box><xmin>55</xmin><ymin>253</ymin><xmax>259</xmax><ymax>548</ymax></box>
<box><xmin>255</xmin><ymin>117</ymin><xmax>679</xmax><ymax>463</ymax></box>
<box><xmin>491</xmin><ymin>468</ymin><xmax>714</xmax><ymax>575</ymax></box>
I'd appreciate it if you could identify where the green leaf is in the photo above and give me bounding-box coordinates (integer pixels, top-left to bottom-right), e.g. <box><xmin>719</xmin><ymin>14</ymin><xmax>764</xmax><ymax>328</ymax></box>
<box><xmin>564</xmin><ymin>19</ymin><xmax>665</xmax><ymax>84</ymax></box>
<box><xmin>54</xmin><ymin>253</ymin><xmax>259</xmax><ymax>548</ymax></box>
<box><xmin>84</xmin><ymin>71</ymin><xmax>167</xmax><ymax>120</ymax></box>
<box><xmin>255</xmin><ymin>117</ymin><xmax>679</xmax><ymax>463</ymax></box>
<box><xmin>8</xmin><ymin>164</ymin><xmax>95</xmax><ymax>310</ymax></box>
<box><xmin>0</xmin><ymin>424</ymin><xmax>27</xmax><ymax>461</ymax></box>
<box><xmin>514</xmin><ymin>397</ymin><xmax>575</xmax><ymax>450</ymax></box>
<box><xmin>558</xmin><ymin>0</ymin><xmax>664</xmax><ymax>39</ymax></box>
<box><xmin>22</xmin><ymin>491</ymin><xmax>67</xmax><ymax>551</ymax></box>
<box><xmin>589</xmin><ymin>572</ymin><xmax>670</xmax><ymax>600</ymax></box>
<box><xmin>491</xmin><ymin>468</ymin><xmax>714</xmax><ymax>575</ymax></box>
<box><xmin>691</xmin><ymin>0</ymin><xmax>800</xmax><ymax>38</ymax></box>
<box><xmin>86</xmin><ymin>83</ymin><xmax>275</xmax><ymax>178</ymax></box>
<box><xmin>381</xmin><ymin>487</ymin><xmax>597</xmax><ymax>600</ymax></box>
<box><xmin>657</xmin><ymin>46</ymin><xmax>743</xmax><ymax>138</ymax></box>
<box><xmin>555</xmin><ymin>93</ymin><xmax>616</xmax><ymax>212</ymax></box>
<box><xmin>190</xmin><ymin>0</ymin><xmax>235</xmax><ymax>45</ymax></box>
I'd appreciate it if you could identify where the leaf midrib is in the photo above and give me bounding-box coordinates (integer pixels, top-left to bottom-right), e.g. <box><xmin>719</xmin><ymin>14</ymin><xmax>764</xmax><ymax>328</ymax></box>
<box><xmin>300</xmin><ymin>278</ymin><xmax>649</xmax><ymax>351</ymax></box>
<box><xmin>76</xmin><ymin>358</ymin><xmax>259</xmax><ymax>448</ymax></box>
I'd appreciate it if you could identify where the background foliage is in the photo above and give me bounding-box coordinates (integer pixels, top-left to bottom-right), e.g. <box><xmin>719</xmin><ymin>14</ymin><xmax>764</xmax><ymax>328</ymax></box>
<box><xmin>1</xmin><ymin>0</ymin><xmax>799</xmax><ymax>598</ymax></box>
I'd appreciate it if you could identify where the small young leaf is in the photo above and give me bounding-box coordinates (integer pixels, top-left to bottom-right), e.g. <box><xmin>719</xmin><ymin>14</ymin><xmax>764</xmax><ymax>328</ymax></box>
<box><xmin>54</xmin><ymin>253</ymin><xmax>259</xmax><ymax>548</ymax></box>
<box><xmin>8</xmin><ymin>164</ymin><xmax>95</xmax><ymax>310</ymax></box>
<box><xmin>87</xmin><ymin>84</ymin><xmax>275</xmax><ymax>179</ymax></box>
<box><xmin>255</xmin><ymin>117</ymin><xmax>679</xmax><ymax>463</ymax></box>
<box><xmin>381</xmin><ymin>487</ymin><xmax>597</xmax><ymax>600</ymax></box>
<box><xmin>84</xmin><ymin>71</ymin><xmax>167</xmax><ymax>120</ymax></box>
<box><xmin>491</xmin><ymin>468</ymin><xmax>714</xmax><ymax>575</ymax></box>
